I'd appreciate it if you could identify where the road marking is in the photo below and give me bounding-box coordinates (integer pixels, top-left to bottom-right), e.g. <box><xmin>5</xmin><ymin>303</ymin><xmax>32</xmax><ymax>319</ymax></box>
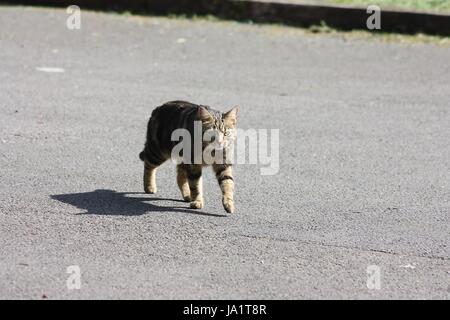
<box><xmin>36</xmin><ymin>67</ymin><xmax>65</xmax><ymax>73</ymax></box>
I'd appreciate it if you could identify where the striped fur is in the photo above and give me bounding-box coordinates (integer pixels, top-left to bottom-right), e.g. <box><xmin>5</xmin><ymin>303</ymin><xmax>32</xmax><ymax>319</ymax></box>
<box><xmin>139</xmin><ymin>101</ymin><xmax>238</xmax><ymax>213</ymax></box>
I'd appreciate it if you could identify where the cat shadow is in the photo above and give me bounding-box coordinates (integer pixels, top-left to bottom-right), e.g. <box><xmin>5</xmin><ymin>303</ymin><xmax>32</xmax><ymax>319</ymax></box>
<box><xmin>51</xmin><ymin>189</ymin><xmax>226</xmax><ymax>217</ymax></box>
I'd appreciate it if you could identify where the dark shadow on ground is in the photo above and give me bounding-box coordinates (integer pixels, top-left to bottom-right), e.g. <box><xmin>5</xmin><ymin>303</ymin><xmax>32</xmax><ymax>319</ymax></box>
<box><xmin>51</xmin><ymin>189</ymin><xmax>225</xmax><ymax>217</ymax></box>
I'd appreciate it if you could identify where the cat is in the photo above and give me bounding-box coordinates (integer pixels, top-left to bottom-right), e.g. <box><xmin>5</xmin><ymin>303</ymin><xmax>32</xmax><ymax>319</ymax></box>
<box><xmin>139</xmin><ymin>101</ymin><xmax>239</xmax><ymax>213</ymax></box>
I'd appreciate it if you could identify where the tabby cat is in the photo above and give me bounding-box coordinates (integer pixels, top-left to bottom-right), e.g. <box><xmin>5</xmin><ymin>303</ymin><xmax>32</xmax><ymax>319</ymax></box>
<box><xmin>139</xmin><ymin>101</ymin><xmax>239</xmax><ymax>213</ymax></box>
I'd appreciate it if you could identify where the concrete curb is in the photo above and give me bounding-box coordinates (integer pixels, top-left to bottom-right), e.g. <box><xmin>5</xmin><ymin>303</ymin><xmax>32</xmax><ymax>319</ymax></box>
<box><xmin>5</xmin><ymin>0</ymin><xmax>450</xmax><ymax>36</ymax></box>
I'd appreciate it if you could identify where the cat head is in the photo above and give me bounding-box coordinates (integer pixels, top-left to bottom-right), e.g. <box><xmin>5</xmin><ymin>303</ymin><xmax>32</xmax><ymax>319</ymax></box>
<box><xmin>197</xmin><ymin>106</ymin><xmax>239</xmax><ymax>150</ymax></box>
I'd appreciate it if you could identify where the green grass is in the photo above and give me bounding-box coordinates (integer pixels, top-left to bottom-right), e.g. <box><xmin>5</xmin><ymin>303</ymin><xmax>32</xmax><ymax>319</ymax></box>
<box><xmin>327</xmin><ymin>0</ymin><xmax>450</xmax><ymax>12</ymax></box>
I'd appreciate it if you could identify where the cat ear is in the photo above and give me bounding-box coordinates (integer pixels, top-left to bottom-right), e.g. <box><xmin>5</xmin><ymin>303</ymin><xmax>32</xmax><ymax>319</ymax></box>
<box><xmin>224</xmin><ymin>106</ymin><xmax>239</xmax><ymax>126</ymax></box>
<box><xmin>198</xmin><ymin>106</ymin><xmax>213</xmax><ymax>122</ymax></box>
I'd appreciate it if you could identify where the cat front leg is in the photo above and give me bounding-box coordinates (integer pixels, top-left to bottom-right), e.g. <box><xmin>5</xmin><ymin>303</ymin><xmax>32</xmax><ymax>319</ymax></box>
<box><xmin>213</xmin><ymin>164</ymin><xmax>235</xmax><ymax>213</ymax></box>
<box><xmin>177</xmin><ymin>164</ymin><xmax>191</xmax><ymax>202</ymax></box>
<box><xmin>187</xmin><ymin>165</ymin><xmax>204</xmax><ymax>209</ymax></box>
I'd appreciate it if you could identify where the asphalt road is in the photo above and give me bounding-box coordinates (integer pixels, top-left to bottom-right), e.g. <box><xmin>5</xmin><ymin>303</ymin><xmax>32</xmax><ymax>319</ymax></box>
<box><xmin>0</xmin><ymin>6</ymin><xmax>449</xmax><ymax>299</ymax></box>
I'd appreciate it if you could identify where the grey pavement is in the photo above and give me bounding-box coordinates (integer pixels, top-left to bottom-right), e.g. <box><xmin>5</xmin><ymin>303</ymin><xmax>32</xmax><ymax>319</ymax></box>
<box><xmin>0</xmin><ymin>6</ymin><xmax>449</xmax><ymax>299</ymax></box>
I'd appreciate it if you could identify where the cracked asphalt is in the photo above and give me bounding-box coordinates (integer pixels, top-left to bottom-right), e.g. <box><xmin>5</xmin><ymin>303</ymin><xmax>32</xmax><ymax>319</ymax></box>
<box><xmin>0</xmin><ymin>6</ymin><xmax>449</xmax><ymax>299</ymax></box>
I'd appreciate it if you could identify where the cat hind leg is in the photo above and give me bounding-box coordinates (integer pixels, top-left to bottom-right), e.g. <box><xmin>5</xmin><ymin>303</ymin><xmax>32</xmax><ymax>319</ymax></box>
<box><xmin>141</xmin><ymin>148</ymin><xmax>166</xmax><ymax>194</ymax></box>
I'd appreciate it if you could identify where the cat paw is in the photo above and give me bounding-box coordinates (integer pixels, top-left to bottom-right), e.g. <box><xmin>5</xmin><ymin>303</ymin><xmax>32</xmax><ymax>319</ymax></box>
<box><xmin>190</xmin><ymin>200</ymin><xmax>204</xmax><ymax>209</ymax></box>
<box><xmin>144</xmin><ymin>186</ymin><xmax>157</xmax><ymax>194</ymax></box>
<box><xmin>182</xmin><ymin>195</ymin><xmax>191</xmax><ymax>202</ymax></box>
<box><xmin>223</xmin><ymin>201</ymin><xmax>235</xmax><ymax>214</ymax></box>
